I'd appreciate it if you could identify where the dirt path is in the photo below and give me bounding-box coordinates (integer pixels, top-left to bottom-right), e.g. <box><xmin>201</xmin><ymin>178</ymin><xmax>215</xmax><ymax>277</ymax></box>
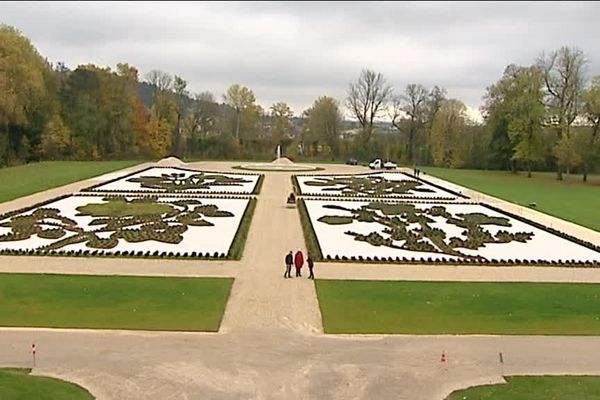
<box><xmin>1</xmin><ymin>161</ymin><xmax>600</xmax><ymax>399</ymax></box>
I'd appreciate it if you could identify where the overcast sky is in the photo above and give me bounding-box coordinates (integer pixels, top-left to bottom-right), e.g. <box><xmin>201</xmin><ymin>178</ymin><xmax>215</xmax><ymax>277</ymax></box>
<box><xmin>2</xmin><ymin>1</ymin><xmax>600</xmax><ymax>120</ymax></box>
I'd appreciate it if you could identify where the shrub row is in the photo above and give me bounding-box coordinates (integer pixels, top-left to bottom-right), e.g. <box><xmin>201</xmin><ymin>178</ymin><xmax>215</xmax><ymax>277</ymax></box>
<box><xmin>0</xmin><ymin>194</ymin><xmax>72</xmax><ymax>222</ymax></box>
<box><xmin>227</xmin><ymin>197</ymin><xmax>257</xmax><ymax>260</ymax></box>
<box><xmin>0</xmin><ymin>247</ymin><xmax>228</xmax><ymax>260</ymax></box>
<box><xmin>297</xmin><ymin>199</ymin><xmax>324</xmax><ymax>260</ymax></box>
<box><xmin>77</xmin><ymin>193</ymin><xmax>257</xmax><ymax>202</ymax></box>
<box><xmin>321</xmin><ymin>254</ymin><xmax>600</xmax><ymax>267</ymax></box>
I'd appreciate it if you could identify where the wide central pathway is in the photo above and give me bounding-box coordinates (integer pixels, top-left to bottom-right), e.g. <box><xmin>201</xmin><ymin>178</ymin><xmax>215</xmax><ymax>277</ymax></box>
<box><xmin>220</xmin><ymin>171</ymin><xmax>322</xmax><ymax>333</ymax></box>
<box><xmin>2</xmin><ymin>161</ymin><xmax>600</xmax><ymax>399</ymax></box>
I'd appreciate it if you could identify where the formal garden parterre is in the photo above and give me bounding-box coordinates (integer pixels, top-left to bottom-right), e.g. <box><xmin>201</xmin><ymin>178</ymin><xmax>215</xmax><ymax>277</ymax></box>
<box><xmin>83</xmin><ymin>166</ymin><xmax>264</xmax><ymax>195</ymax></box>
<box><xmin>293</xmin><ymin>171</ymin><xmax>467</xmax><ymax>200</ymax></box>
<box><xmin>0</xmin><ymin>194</ymin><xmax>256</xmax><ymax>259</ymax></box>
<box><xmin>298</xmin><ymin>199</ymin><xmax>600</xmax><ymax>266</ymax></box>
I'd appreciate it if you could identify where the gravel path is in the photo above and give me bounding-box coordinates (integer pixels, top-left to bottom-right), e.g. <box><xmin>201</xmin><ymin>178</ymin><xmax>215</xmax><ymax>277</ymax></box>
<box><xmin>1</xmin><ymin>161</ymin><xmax>600</xmax><ymax>399</ymax></box>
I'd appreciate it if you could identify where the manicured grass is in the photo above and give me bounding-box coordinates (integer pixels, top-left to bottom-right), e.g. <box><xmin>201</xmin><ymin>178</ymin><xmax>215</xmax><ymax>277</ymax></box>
<box><xmin>422</xmin><ymin>167</ymin><xmax>600</xmax><ymax>232</ymax></box>
<box><xmin>0</xmin><ymin>273</ymin><xmax>232</xmax><ymax>331</ymax></box>
<box><xmin>0</xmin><ymin>368</ymin><xmax>94</xmax><ymax>400</ymax></box>
<box><xmin>0</xmin><ymin>161</ymin><xmax>143</xmax><ymax>204</ymax></box>
<box><xmin>446</xmin><ymin>375</ymin><xmax>600</xmax><ymax>400</ymax></box>
<box><xmin>316</xmin><ymin>280</ymin><xmax>600</xmax><ymax>334</ymax></box>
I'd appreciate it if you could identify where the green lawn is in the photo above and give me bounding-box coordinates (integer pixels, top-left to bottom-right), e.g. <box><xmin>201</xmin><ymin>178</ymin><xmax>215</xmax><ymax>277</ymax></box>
<box><xmin>316</xmin><ymin>280</ymin><xmax>600</xmax><ymax>334</ymax></box>
<box><xmin>447</xmin><ymin>376</ymin><xmax>600</xmax><ymax>400</ymax></box>
<box><xmin>0</xmin><ymin>161</ymin><xmax>143</xmax><ymax>204</ymax></box>
<box><xmin>0</xmin><ymin>273</ymin><xmax>232</xmax><ymax>331</ymax></box>
<box><xmin>0</xmin><ymin>368</ymin><xmax>94</xmax><ymax>400</ymax></box>
<box><xmin>422</xmin><ymin>167</ymin><xmax>600</xmax><ymax>232</ymax></box>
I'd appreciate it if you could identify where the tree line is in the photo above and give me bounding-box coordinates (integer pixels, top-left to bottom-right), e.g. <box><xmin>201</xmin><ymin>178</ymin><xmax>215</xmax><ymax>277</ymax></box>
<box><xmin>1</xmin><ymin>24</ymin><xmax>599</xmax><ymax>180</ymax></box>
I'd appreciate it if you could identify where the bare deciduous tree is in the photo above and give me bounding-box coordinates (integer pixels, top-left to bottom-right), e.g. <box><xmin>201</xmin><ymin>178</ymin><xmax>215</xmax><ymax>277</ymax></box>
<box><xmin>346</xmin><ymin>69</ymin><xmax>392</xmax><ymax>144</ymax></box>
<box><xmin>391</xmin><ymin>83</ymin><xmax>429</xmax><ymax>163</ymax></box>
<box><xmin>145</xmin><ymin>70</ymin><xmax>173</xmax><ymax>92</ymax></box>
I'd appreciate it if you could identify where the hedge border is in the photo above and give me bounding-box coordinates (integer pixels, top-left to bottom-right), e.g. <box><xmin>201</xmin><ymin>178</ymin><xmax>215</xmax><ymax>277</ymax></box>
<box><xmin>298</xmin><ymin>198</ymin><xmax>600</xmax><ymax>268</ymax></box>
<box><xmin>297</xmin><ymin>198</ymin><xmax>323</xmax><ymax>260</ymax></box>
<box><xmin>0</xmin><ymin>194</ymin><xmax>257</xmax><ymax>261</ymax></box>
<box><xmin>81</xmin><ymin>165</ymin><xmax>264</xmax><ymax>195</ymax></box>
<box><xmin>291</xmin><ymin>171</ymin><xmax>468</xmax><ymax>200</ymax></box>
<box><xmin>228</xmin><ymin>197</ymin><xmax>257</xmax><ymax>260</ymax></box>
<box><xmin>252</xmin><ymin>174</ymin><xmax>265</xmax><ymax>195</ymax></box>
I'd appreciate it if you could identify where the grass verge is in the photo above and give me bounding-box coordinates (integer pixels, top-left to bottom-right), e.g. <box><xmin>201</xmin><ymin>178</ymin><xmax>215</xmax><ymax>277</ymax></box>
<box><xmin>422</xmin><ymin>167</ymin><xmax>600</xmax><ymax>232</ymax></box>
<box><xmin>0</xmin><ymin>368</ymin><xmax>94</xmax><ymax>400</ymax></box>
<box><xmin>0</xmin><ymin>161</ymin><xmax>143</xmax><ymax>204</ymax></box>
<box><xmin>446</xmin><ymin>375</ymin><xmax>600</xmax><ymax>399</ymax></box>
<box><xmin>316</xmin><ymin>280</ymin><xmax>600</xmax><ymax>334</ymax></box>
<box><xmin>0</xmin><ymin>273</ymin><xmax>233</xmax><ymax>331</ymax></box>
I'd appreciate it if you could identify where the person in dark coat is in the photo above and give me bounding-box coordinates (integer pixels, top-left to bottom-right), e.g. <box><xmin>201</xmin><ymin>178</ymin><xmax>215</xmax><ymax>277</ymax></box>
<box><xmin>284</xmin><ymin>251</ymin><xmax>293</xmax><ymax>278</ymax></box>
<box><xmin>307</xmin><ymin>254</ymin><xmax>315</xmax><ymax>280</ymax></box>
<box><xmin>294</xmin><ymin>250</ymin><xmax>304</xmax><ymax>277</ymax></box>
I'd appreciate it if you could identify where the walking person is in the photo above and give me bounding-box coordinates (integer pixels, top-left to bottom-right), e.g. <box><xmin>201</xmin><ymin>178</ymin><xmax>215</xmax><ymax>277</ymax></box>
<box><xmin>284</xmin><ymin>251</ymin><xmax>293</xmax><ymax>278</ymax></box>
<box><xmin>294</xmin><ymin>249</ymin><xmax>304</xmax><ymax>277</ymax></box>
<box><xmin>307</xmin><ymin>254</ymin><xmax>315</xmax><ymax>280</ymax></box>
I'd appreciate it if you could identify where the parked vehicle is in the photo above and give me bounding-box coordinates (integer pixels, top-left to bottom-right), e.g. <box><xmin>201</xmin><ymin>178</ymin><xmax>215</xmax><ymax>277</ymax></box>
<box><xmin>346</xmin><ymin>158</ymin><xmax>358</xmax><ymax>165</ymax></box>
<box><xmin>369</xmin><ymin>158</ymin><xmax>397</xmax><ymax>170</ymax></box>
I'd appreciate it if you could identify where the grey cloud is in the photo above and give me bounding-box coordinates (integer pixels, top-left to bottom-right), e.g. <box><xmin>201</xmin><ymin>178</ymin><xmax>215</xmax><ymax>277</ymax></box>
<box><xmin>1</xmin><ymin>1</ymin><xmax>599</xmax><ymax>116</ymax></box>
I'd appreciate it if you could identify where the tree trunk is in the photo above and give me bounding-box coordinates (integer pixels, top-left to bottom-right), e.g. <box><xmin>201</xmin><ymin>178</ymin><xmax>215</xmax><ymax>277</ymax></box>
<box><xmin>235</xmin><ymin>111</ymin><xmax>241</xmax><ymax>142</ymax></box>
<box><xmin>527</xmin><ymin>161</ymin><xmax>532</xmax><ymax>178</ymax></box>
<box><xmin>583</xmin><ymin>164</ymin><xmax>588</xmax><ymax>182</ymax></box>
<box><xmin>557</xmin><ymin>166</ymin><xmax>563</xmax><ymax>181</ymax></box>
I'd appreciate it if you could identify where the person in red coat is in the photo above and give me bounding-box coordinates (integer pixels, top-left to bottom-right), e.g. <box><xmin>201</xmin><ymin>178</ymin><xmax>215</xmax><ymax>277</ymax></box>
<box><xmin>294</xmin><ymin>250</ymin><xmax>304</xmax><ymax>277</ymax></box>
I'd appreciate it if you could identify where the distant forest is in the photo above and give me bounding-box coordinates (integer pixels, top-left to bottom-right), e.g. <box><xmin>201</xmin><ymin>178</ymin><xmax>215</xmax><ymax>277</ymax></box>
<box><xmin>1</xmin><ymin>24</ymin><xmax>599</xmax><ymax>180</ymax></box>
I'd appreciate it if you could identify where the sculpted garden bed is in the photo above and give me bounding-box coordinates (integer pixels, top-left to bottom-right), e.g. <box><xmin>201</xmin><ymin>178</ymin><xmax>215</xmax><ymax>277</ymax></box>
<box><xmin>83</xmin><ymin>166</ymin><xmax>263</xmax><ymax>195</ymax></box>
<box><xmin>0</xmin><ymin>194</ymin><xmax>255</xmax><ymax>259</ymax></box>
<box><xmin>299</xmin><ymin>199</ymin><xmax>600</xmax><ymax>266</ymax></box>
<box><xmin>293</xmin><ymin>172</ymin><xmax>466</xmax><ymax>200</ymax></box>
